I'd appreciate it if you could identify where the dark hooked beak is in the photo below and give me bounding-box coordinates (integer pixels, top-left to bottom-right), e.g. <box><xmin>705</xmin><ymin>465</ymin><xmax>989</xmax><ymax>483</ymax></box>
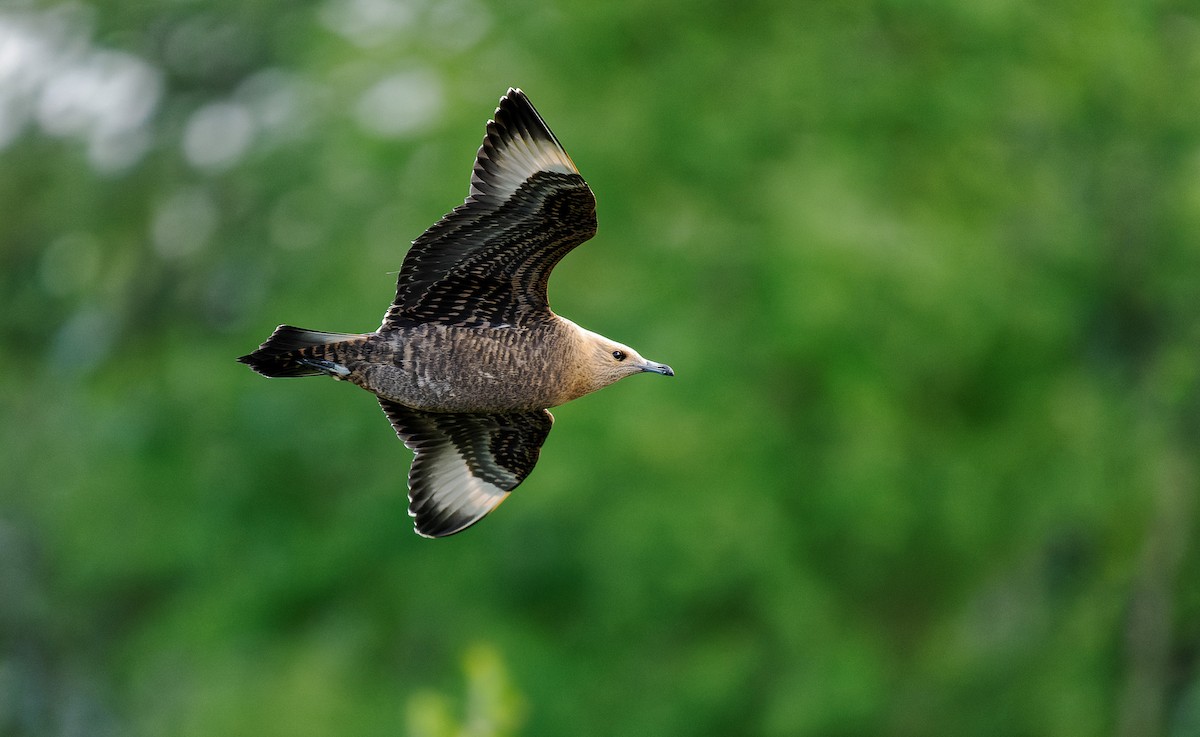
<box><xmin>640</xmin><ymin>360</ymin><xmax>675</xmax><ymax>377</ymax></box>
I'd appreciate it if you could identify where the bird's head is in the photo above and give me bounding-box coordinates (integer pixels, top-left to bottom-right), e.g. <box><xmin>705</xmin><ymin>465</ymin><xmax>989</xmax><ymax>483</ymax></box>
<box><xmin>572</xmin><ymin>328</ymin><xmax>674</xmax><ymax>397</ymax></box>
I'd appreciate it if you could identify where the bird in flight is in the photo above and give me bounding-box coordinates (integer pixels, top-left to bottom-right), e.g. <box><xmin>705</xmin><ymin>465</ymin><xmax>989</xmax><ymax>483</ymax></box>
<box><xmin>240</xmin><ymin>88</ymin><xmax>674</xmax><ymax>537</ymax></box>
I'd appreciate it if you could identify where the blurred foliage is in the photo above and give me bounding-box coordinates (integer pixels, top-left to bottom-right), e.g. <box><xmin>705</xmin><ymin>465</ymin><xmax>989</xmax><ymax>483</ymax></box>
<box><xmin>406</xmin><ymin>643</ymin><xmax>525</xmax><ymax>737</ymax></box>
<box><xmin>1</xmin><ymin>0</ymin><xmax>1199</xmax><ymax>735</ymax></box>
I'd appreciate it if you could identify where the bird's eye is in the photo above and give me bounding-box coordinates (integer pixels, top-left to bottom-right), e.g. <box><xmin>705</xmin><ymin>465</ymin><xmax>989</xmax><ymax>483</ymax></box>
<box><xmin>612</xmin><ymin>350</ymin><xmax>627</xmax><ymax>361</ymax></box>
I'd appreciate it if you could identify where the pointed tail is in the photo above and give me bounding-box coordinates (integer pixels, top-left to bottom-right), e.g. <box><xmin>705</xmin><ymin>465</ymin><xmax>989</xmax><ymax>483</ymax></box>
<box><xmin>238</xmin><ymin>325</ymin><xmax>364</xmax><ymax>378</ymax></box>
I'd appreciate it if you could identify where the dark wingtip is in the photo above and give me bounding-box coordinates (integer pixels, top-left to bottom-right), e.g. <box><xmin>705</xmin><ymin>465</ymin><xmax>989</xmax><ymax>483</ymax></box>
<box><xmin>493</xmin><ymin>87</ymin><xmax>553</xmax><ymax>142</ymax></box>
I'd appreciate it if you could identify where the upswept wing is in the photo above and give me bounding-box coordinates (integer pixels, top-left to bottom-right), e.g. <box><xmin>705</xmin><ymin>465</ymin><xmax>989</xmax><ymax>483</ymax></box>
<box><xmin>383</xmin><ymin>88</ymin><xmax>597</xmax><ymax>330</ymax></box>
<box><xmin>378</xmin><ymin>398</ymin><xmax>554</xmax><ymax>537</ymax></box>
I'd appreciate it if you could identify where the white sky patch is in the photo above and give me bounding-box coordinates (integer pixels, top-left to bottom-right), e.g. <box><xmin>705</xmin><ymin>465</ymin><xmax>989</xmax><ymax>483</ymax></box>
<box><xmin>0</xmin><ymin>15</ymin><xmax>52</xmax><ymax>147</ymax></box>
<box><xmin>0</xmin><ymin>8</ymin><xmax>162</xmax><ymax>172</ymax></box>
<box><xmin>355</xmin><ymin>69</ymin><xmax>442</xmax><ymax>138</ymax></box>
<box><xmin>183</xmin><ymin>101</ymin><xmax>256</xmax><ymax>172</ymax></box>
<box><xmin>319</xmin><ymin>0</ymin><xmax>417</xmax><ymax>48</ymax></box>
<box><xmin>234</xmin><ymin>68</ymin><xmax>321</xmax><ymax>144</ymax></box>
<box><xmin>36</xmin><ymin>49</ymin><xmax>160</xmax><ymax>137</ymax></box>
<box><xmin>426</xmin><ymin>0</ymin><xmax>491</xmax><ymax>52</ymax></box>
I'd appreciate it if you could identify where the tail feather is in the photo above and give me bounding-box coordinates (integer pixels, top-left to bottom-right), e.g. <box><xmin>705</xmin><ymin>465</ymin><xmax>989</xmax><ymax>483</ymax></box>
<box><xmin>239</xmin><ymin>325</ymin><xmax>363</xmax><ymax>378</ymax></box>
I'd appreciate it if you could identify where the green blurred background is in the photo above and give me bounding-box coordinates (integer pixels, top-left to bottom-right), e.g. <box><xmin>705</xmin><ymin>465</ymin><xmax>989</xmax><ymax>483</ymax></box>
<box><xmin>2</xmin><ymin>0</ymin><xmax>1198</xmax><ymax>735</ymax></box>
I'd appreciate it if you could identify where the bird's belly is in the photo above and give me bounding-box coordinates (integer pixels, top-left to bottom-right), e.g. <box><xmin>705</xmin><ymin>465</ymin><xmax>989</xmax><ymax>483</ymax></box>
<box><xmin>357</xmin><ymin>331</ymin><xmax>566</xmax><ymax>413</ymax></box>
